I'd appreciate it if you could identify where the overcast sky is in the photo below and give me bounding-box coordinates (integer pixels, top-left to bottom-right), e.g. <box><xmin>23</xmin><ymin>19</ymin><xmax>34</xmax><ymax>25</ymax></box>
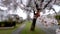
<box><xmin>40</xmin><ymin>5</ymin><xmax>60</xmax><ymax>15</ymax></box>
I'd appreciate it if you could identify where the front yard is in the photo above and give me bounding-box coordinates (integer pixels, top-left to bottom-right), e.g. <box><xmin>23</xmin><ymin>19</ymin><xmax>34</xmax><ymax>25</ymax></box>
<box><xmin>0</xmin><ymin>24</ymin><xmax>21</xmax><ymax>34</ymax></box>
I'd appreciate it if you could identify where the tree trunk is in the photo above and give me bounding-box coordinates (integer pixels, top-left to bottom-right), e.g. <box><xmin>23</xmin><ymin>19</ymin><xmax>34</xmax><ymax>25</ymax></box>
<box><xmin>30</xmin><ymin>10</ymin><xmax>40</xmax><ymax>31</ymax></box>
<box><xmin>30</xmin><ymin>16</ymin><xmax>37</xmax><ymax>31</ymax></box>
<box><xmin>30</xmin><ymin>11</ymin><xmax>36</xmax><ymax>31</ymax></box>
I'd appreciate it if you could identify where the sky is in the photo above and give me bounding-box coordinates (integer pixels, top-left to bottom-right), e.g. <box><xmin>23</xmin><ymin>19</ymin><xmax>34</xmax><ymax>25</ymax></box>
<box><xmin>16</xmin><ymin>7</ymin><xmax>34</xmax><ymax>19</ymax></box>
<box><xmin>15</xmin><ymin>7</ymin><xmax>27</xmax><ymax>19</ymax></box>
<box><xmin>40</xmin><ymin>5</ymin><xmax>60</xmax><ymax>15</ymax></box>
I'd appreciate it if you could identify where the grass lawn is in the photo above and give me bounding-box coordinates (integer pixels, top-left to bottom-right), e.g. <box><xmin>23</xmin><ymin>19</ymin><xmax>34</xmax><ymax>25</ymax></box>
<box><xmin>0</xmin><ymin>24</ymin><xmax>22</xmax><ymax>34</ymax></box>
<box><xmin>21</xmin><ymin>22</ymin><xmax>46</xmax><ymax>34</ymax></box>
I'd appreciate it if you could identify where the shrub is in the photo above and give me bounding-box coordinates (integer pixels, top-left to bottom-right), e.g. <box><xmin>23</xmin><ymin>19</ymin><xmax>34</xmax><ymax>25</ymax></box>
<box><xmin>55</xmin><ymin>15</ymin><xmax>60</xmax><ymax>20</ymax></box>
<box><xmin>0</xmin><ymin>21</ymin><xmax>16</xmax><ymax>27</ymax></box>
<box><xmin>55</xmin><ymin>15</ymin><xmax>60</xmax><ymax>25</ymax></box>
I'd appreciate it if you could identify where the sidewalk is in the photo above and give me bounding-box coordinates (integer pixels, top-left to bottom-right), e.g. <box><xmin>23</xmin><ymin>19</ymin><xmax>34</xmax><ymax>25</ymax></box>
<box><xmin>12</xmin><ymin>23</ymin><xmax>26</xmax><ymax>34</ymax></box>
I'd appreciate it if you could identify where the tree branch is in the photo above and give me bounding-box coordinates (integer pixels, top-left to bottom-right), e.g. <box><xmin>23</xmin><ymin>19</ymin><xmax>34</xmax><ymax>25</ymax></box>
<box><xmin>43</xmin><ymin>0</ymin><xmax>52</xmax><ymax>9</ymax></box>
<box><xmin>48</xmin><ymin>7</ymin><xmax>57</xmax><ymax>15</ymax></box>
<box><xmin>54</xmin><ymin>0</ymin><xmax>56</xmax><ymax>4</ymax></box>
<box><xmin>41</xmin><ymin>0</ymin><xmax>44</xmax><ymax>3</ymax></box>
<box><xmin>20</xmin><ymin>0</ymin><xmax>23</xmax><ymax>4</ymax></box>
<box><xmin>52</xmin><ymin>8</ymin><xmax>57</xmax><ymax>15</ymax></box>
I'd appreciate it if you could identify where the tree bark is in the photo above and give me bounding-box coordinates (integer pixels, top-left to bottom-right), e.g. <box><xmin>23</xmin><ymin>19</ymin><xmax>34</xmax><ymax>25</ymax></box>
<box><xmin>30</xmin><ymin>17</ymin><xmax>37</xmax><ymax>31</ymax></box>
<box><xmin>30</xmin><ymin>10</ymin><xmax>36</xmax><ymax>31</ymax></box>
<box><xmin>30</xmin><ymin>10</ymin><xmax>40</xmax><ymax>31</ymax></box>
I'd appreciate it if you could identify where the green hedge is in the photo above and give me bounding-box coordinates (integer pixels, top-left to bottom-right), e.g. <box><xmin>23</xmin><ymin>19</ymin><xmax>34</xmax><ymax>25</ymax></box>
<box><xmin>55</xmin><ymin>15</ymin><xmax>60</xmax><ymax>20</ymax></box>
<box><xmin>0</xmin><ymin>21</ymin><xmax>16</xmax><ymax>27</ymax></box>
<box><xmin>55</xmin><ymin>15</ymin><xmax>60</xmax><ymax>25</ymax></box>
